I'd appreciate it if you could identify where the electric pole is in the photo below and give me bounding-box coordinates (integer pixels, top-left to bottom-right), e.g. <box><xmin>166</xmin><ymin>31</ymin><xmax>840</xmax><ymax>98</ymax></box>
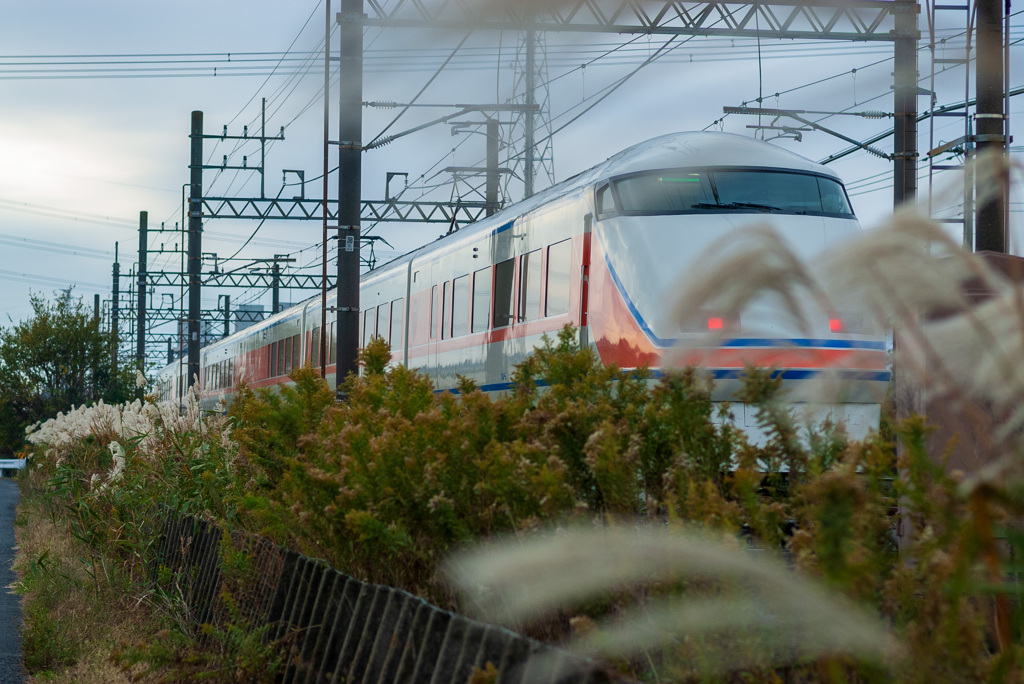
<box><xmin>188</xmin><ymin>111</ymin><xmax>204</xmax><ymax>389</ymax></box>
<box><xmin>975</xmin><ymin>0</ymin><xmax>1007</xmax><ymax>252</ymax></box>
<box><xmin>336</xmin><ymin>0</ymin><xmax>363</xmax><ymax>394</ymax></box>
<box><xmin>111</xmin><ymin>243</ymin><xmax>120</xmax><ymax>370</ymax></box>
<box><xmin>272</xmin><ymin>260</ymin><xmax>281</xmax><ymax>313</ymax></box>
<box><xmin>893</xmin><ymin>0</ymin><xmax>919</xmax><ymax>208</ymax></box>
<box><xmin>136</xmin><ymin>211</ymin><xmax>148</xmax><ymax>371</ymax></box>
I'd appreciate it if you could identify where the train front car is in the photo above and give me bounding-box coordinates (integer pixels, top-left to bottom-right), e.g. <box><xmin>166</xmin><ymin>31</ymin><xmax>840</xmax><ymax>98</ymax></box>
<box><xmin>587</xmin><ymin>132</ymin><xmax>888</xmax><ymax>441</ymax></box>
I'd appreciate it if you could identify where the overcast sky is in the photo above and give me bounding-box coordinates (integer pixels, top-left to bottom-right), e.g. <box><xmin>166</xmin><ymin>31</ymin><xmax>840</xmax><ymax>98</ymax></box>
<box><xmin>1</xmin><ymin>0</ymin><xmax>1021</xmax><ymax>360</ymax></box>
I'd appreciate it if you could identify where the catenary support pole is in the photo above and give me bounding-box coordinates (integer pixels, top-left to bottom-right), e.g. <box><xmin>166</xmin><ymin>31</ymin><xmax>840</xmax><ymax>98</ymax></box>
<box><xmin>893</xmin><ymin>0</ymin><xmax>919</xmax><ymax>209</ymax></box>
<box><xmin>112</xmin><ymin>243</ymin><xmax>120</xmax><ymax>370</ymax></box>
<box><xmin>136</xmin><ymin>210</ymin><xmax>148</xmax><ymax>371</ymax></box>
<box><xmin>335</xmin><ymin>0</ymin><xmax>363</xmax><ymax>395</ymax></box>
<box><xmin>272</xmin><ymin>261</ymin><xmax>281</xmax><ymax>314</ymax></box>
<box><xmin>321</xmin><ymin>0</ymin><xmax>331</xmax><ymax>379</ymax></box>
<box><xmin>975</xmin><ymin>0</ymin><xmax>1007</xmax><ymax>252</ymax></box>
<box><xmin>188</xmin><ymin>111</ymin><xmax>204</xmax><ymax>390</ymax></box>
<box><xmin>222</xmin><ymin>295</ymin><xmax>230</xmax><ymax>338</ymax></box>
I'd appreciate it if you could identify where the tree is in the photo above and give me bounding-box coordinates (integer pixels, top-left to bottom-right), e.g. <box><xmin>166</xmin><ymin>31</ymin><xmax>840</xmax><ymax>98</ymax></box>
<box><xmin>0</xmin><ymin>289</ymin><xmax>133</xmax><ymax>456</ymax></box>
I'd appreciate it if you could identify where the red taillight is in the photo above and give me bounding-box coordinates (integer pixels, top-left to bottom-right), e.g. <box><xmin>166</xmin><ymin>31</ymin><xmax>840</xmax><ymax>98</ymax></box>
<box><xmin>708</xmin><ymin>317</ymin><xmax>724</xmax><ymax>330</ymax></box>
<box><xmin>829</xmin><ymin>318</ymin><xmax>843</xmax><ymax>332</ymax></box>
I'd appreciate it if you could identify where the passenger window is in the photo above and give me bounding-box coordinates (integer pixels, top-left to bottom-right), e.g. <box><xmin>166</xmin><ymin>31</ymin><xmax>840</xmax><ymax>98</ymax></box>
<box><xmin>472</xmin><ymin>267</ymin><xmax>491</xmax><ymax>333</ymax></box>
<box><xmin>377</xmin><ymin>303</ymin><xmax>390</xmax><ymax>344</ymax></box>
<box><xmin>493</xmin><ymin>258</ymin><xmax>515</xmax><ymax>328</ymax></box>
<box><xmin>452</xmin><ymin>275</ymin><xmax>470</xmax><ymax>337</ymax></box>
<box><xmin>442</xmin><ymin>282</ymin><xmax>450</xmax><ymax>340</ymax></box>
<box><xmin>291</xmin><ymin>334</ymin><xmax>300</xmax><ymax>371</ymax></box>
<box><xmin>390</xmin><ymin>299</ymin><xmax>403</xmax><ymax>348</ymax></box>
<box><xmin>329</xmin><ymin>322</ymin><xmax>336</xmax><ymax>365</ymax></box>
<box><xmin>547</xmin><ymin>240</ymin><xmax>572</xmax><ymax>317</ymax></box>
<box><xmin>519</xmin><ymin>250</ymin><xmax>542</xmax><ymax>322</ymax></box>
<box><xmin>277</xmin><ymin>339</ymin><xmax>286</xmax><ymax>376</ymax></box>
<box><xmin>269</xmin><ymin>342</ymin><xmax>277</xmax><ymax>378</ymax></box>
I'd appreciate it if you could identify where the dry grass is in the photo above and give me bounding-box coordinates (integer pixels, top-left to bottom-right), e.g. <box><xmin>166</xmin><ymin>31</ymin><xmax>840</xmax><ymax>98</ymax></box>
<box><xmin>448</xmin><ymin>524</ymin><xmax>901</xmax><ymax>676</ymax></box>
<box><xmin>14</xmin><ymin>494</ymin><xmax>161</xmax><ymax>683</ymax></box>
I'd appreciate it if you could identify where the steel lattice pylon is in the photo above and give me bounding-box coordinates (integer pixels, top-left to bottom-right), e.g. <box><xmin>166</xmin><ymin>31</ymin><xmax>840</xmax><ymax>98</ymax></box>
<box><xmin>508</xmin><ymin>30</ymin><xmax>556</xmax><ymax>200</ymax></box>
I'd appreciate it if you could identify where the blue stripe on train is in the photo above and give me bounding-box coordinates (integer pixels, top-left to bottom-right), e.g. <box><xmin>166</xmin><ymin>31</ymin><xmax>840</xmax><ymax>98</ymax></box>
<box><xmin>437</xmin><ymin>368</ymin><xmax>891</xmax><ymax>394</ymax></box>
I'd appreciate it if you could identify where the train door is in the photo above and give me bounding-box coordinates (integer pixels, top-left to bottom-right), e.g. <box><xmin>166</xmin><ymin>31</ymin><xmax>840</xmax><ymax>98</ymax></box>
<box><xmin>579</xmin><ymin>213</ymin><xmax>593</xmax><ymax>348</ymax></box>
<box><xmin>429</xmin><ymin>262</ymin><xmax>440</xmax><ymax>374</ymax></box>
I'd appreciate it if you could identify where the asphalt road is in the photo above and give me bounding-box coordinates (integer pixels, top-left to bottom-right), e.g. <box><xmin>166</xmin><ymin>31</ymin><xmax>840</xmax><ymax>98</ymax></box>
<box><xmin>0</xmin><ymin>478</ymin><xmax>24</xmax><ymax>683</ymax></box>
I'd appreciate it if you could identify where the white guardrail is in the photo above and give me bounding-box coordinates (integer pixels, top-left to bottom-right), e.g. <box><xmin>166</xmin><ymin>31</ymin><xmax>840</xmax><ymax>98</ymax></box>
<box><xmin>0</xmin><ymin>458</ymin><xmax>27</xmax><ymax>471</ymax></box>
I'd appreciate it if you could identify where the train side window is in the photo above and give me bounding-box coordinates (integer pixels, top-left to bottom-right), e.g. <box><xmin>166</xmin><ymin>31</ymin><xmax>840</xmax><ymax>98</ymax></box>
<box><xmin>493</xmin><ymin>258</ymin><xmax>515</xmax><ymax>328</ymax></box>
<box><xmin>329</xmin><ymin>322</ymin><xmax>337</xmax><ymax>365</ymax></box>
<box><xmin>269</xmin><ymin>342</ymin><xmax>277</xmax><ymax>378</ymax></box>
<box><xmin>817</xmin><ymin>176</ymin><xmax>854</xmax><ymax>215</ymax></box>
<box><xmin>547</xmin><ymin>239</ymin><xmax>572</xmax><ymax>316</ymax></box>
<box><xmin>519</xmin><ymin>249</ymin><xmax>542</xmax><ymax>322</ymax></box>
<box><xmin>390</xmin><ymin>299</ymin><xmax>403</xmax><ymax>348</ymax></box>
<box><xmin>452</xmin><ymin>275</ymin><xmax>469</xmax><ymax>337</ymax></box>
<box><xmin>430</xmin><ymin>285</ymin><xmax>438</xmax><ymax>340</ymax></box>
<box><xmin>441</xmin><ymin>282</ymin><xmax>450</xmax><ymax>340</ymax></box>
<box><xmin>291</xmin><ymin>333</ymin><xmax>300</xmax><ymax>371</ymax></box>
<box><xmin>312</xmin><ymin>326</ymin><xmax>320</xmax><ymax>367</ymax></box>
<box><xmin>472</xmin><ymin>267</ymin><xmax>491</xmax><ymax>333</ymax></box>
<box><xmin>362</xmin><ymin>309</ymin><xmax>372</xmax><ymax>348</ymax></box>
<box><xmin>283</xmin><ymin>337</ymin><xmax>292</xmax><ymax>375</ymax></box>
<box><xmin>377</xmin><ymin>303</ymin><xmax>390</xmax><ymax>345</ymax></box>
<box><xmin>596</xmin><ymin>183</ymin><xmax>616</xmax><ymax>218</ymax></box>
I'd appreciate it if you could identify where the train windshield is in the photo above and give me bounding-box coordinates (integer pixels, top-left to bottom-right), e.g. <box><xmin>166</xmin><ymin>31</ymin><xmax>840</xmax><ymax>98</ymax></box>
<box><xmin>609</xmin><ymin>168</ymin><xmax>854</xmax><ymax>217</ymax></box>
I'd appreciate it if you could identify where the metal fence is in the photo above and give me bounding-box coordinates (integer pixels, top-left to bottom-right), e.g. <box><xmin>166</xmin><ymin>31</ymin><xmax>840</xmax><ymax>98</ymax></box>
<box><xmin>155</xmin><ymin>513</ymin><xmax>613</xmax><ymax>684</ymax></box>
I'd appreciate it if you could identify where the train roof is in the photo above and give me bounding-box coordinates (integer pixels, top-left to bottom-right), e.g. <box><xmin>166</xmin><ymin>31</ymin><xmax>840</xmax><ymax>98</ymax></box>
<box><xmin>364</xmin><ymin>131</ymin><xmax>840</xmax><ymax>275</ymax></box>
<box><xmin>595</xmin><ymin>131</ymin><xmax>839</xmax><ymax>178</ymax></box>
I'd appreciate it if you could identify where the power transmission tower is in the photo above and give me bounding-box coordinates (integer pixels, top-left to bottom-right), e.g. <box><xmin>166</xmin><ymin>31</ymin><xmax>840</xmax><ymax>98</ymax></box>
<box><xmin>510</xmin><ymin>30</ymin><xmax>555</xmax><ymax>199</ymax></box>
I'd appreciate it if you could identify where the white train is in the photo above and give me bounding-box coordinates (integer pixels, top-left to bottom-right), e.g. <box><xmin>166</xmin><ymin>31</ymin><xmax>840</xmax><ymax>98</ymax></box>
<box><xmin>156</xmin><ymin>132</ymin><xmax>889</xmax><ymax>439</ymax></box>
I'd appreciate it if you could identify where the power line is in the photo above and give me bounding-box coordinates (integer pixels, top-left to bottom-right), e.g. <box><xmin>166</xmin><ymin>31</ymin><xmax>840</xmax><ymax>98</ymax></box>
<box><xmin>0</xmin><ymin>269</ymin><xmax>107</xmax><ymax>290</ymax></box>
